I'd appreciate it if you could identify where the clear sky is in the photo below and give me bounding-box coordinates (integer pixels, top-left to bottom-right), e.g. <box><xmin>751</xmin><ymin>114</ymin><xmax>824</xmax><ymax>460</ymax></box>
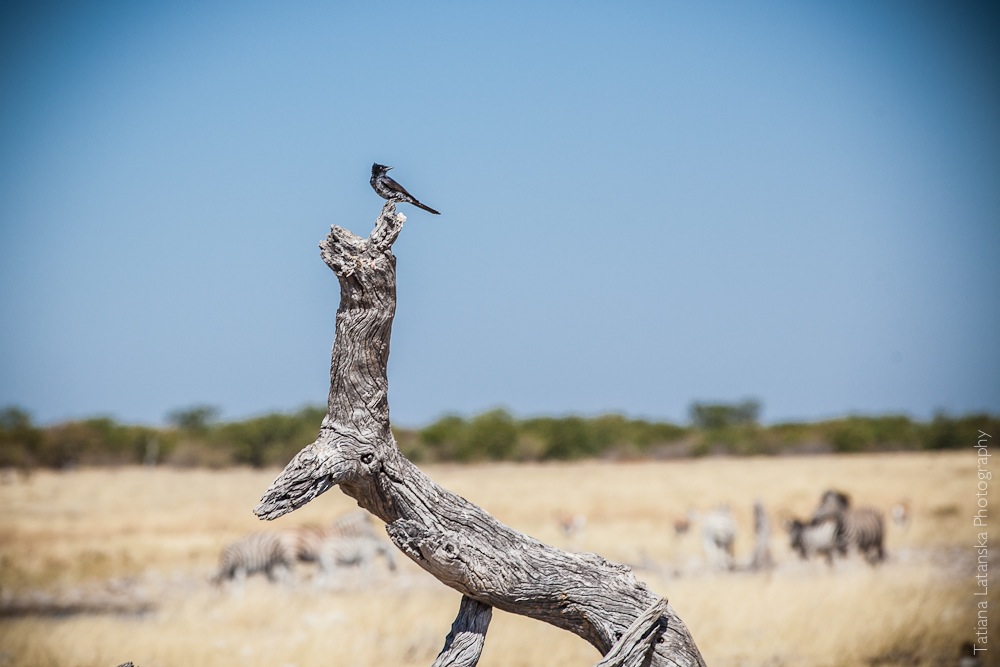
<box><xmin>1</xmin><ymin>1</ymin><xmax>998</xmax><ymax>428</ymax></box>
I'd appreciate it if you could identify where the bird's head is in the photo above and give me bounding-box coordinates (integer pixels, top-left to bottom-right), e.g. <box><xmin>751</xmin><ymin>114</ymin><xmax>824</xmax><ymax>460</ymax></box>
<box><xmin>372</xmin><ymin>163</ymin><xmax>393</xmax><ymax>176</ymax></box>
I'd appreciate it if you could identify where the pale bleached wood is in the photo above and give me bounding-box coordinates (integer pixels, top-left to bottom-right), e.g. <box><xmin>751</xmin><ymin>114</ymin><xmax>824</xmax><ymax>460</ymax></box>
<box><xmin>592</xmin><ymin>597</ymin><xmax>669</xmax><ymax>667</ymax></box>
<box><xmin>255</xmin><ymin>202</ymin><xmax>705</xmax><ymax>666</ymax></box>
<box><xmin>751</xmin><ymin>500</ymin><xmax>773</xmax><ymax>571</ymax></box>
<box><xmin>431</xmin><ymin>595</ymin><xmax>492</xmax><ymax>667</ymax></box>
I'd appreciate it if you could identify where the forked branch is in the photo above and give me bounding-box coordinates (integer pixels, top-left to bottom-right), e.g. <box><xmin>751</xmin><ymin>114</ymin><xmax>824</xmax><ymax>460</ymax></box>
<box><xmin>255</xmin><ymin>201</ymin><xmax>705</xmax><ymax>666</ymax></box>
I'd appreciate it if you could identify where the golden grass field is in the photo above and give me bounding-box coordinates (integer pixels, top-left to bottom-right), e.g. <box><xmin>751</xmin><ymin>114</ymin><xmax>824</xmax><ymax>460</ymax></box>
<box><xmin>0</xmin><ymin>451</ymin><xmax>995</xmax><ymax>667</ymax></box>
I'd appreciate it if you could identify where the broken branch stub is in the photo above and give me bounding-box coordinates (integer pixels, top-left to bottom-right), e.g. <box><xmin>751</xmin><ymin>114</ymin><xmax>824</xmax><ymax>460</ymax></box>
<box><xmin>593</xmin><ymin>598</ymin><xmax>670</xmax><ymax>667</ymax></box>
<box><xmin>254</xmin><ymin>201</ymin><xmax>705</xmax><ymax>666</ymax></box>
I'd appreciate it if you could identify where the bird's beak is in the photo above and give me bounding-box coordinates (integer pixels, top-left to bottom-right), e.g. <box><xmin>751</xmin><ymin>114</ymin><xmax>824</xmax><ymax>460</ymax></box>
<box><xmin>387</xmin><ymin>166</ymin><xmax>394</xmax><ymax>171</ymax></box>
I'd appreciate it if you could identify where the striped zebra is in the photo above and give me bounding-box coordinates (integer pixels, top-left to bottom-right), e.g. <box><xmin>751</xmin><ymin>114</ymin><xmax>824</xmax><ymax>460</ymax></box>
<box><xmin>838</xmin><ymin>507</ymin><xmax>885</xmax><ymax>563</ymax></box>
<box><xmin>812</xmin><ymin>490</ymin><xmax>885</xmax><ymax>564</ymax></box>
<box><xmin>279</xmin><ymin>509</ymin><xmax>378</xmax><ymax>564</ymax></box>
<box><xmin>213</xmin><ymin>511</ymin><xmax>378</xmax><ymax>585</ymax></box>
<box><xmin>812</xmin><ymin>489</ymin><xmax>851</xmax><ymax>521</ymax></box>
<box><xmin>787</xmin><ymin>516</ymin><xmax>839</xmax><ymax>565</ymax></box>
<box><xmin>316</xmin><ymin>534</ymin><xmax>398</xmax><ymax>586</ymax></box>
<box><xmin>213</xmin><ymin>531</ymin><xmax>294</xmax><ymax>584</ymax></box>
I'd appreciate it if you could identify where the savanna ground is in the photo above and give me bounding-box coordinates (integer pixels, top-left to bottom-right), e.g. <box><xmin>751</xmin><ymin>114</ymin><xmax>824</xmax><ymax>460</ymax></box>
<box><xmin>0</xmin><ymin>451</ymin><xmax>995</xmax><ymax>667</ymax></box>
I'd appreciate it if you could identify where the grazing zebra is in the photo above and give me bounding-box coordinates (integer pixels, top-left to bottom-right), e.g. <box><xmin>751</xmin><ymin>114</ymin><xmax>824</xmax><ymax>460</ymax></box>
<box><xmin>213</xmin><ymin>531</ymin><xmax>294</xmax><ymax>584</ymax></box>
<box><xmin>812</xmin><ymin>490</ymin><xmax>886</xmax><ymax>564</ymax></box>
<box><xmin>279</xmin><ymin>509</ymin><xmax>378</xmax><ymax>564</ymax></box>
<box><xmin>318</xmin><ymin>535</ymin><xmax>397</xmax><ymax>575</ymax></box>
<box><xmin>839</xmin><ymin>506</ymin><xmax>885</xmax><ymax>563</ymax></box>
<box><xmin>214</xmin><ymin>511</ymin><xmax>379</xmax><ymax>586</ymax></box>
<box><xmin>787</xmin><ymin>517</ymin><xmax>839</xmax><ymax>565</ymax></box>
<box><xmin>701</xmin><ymin>507</ymin><xmax>737</xmax><ymax>571</ymax></box>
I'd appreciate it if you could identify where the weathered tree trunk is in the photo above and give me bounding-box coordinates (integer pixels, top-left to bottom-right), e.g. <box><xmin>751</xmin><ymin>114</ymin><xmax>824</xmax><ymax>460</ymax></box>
<box><xmin>255</xmin><ymin>203</ymin><xmax>706</xmax><ymax>666</ymax></box>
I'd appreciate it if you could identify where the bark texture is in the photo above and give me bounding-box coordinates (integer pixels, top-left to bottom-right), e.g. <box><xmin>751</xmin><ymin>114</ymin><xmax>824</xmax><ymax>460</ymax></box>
<box><xmin>255</xmin><ymin>203</ymin><xmax>705</xmax><ymax>666</ymax></box>
<box><xmin>431</xmin><ymin>596</ymin><xmax>492</xmax><ymax>667</ymax></box>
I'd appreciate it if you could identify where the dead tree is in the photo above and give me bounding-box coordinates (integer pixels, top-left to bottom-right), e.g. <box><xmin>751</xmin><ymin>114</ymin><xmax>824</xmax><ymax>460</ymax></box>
<box><xmin>255</xmin><ymin>202</ymin><xmax>706</xmax><ymax>666</ymax></box>
<box><xmin>750</xmin><ymin>500</ymin><xmax>773</xmax><ymax>571</ymax></box>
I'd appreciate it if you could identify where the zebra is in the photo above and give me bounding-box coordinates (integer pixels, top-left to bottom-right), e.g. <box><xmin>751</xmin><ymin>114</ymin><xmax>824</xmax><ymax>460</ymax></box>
<box><xmin>813</xmin><ymin>489</ymin><xmax>851</xmax><ymax>521</ymax></box>
<box><xmin>700</xmin><ymin>506</ymin><xmax>737</xmax><ymax>571</ymax></box>
<box><xmin>279</xmin><ymin>509</ymin><xmax>378</xmax><ymax>565</ymax></box>
<box><xmin>787</xmin><ymin>516</ymin><xmax>840</xmax><ymax>565</ymax></box>
<box><xmin>812</xmin><ymin>490</ymin><xmax>886</xmax><ymax>564</ymax></box>
<box><xmin>213</xmin><ymin>531</ymin><xmax>295</xmax><ymax>584</ymax></box>
<box><xmin>213</xmin><ymin>511</ymin><xmax>378</xmax><ymax>586</ymax></box>
<box><xmin>315</xmin><ymin>534</ymin><xmax>398</xmax><ymax>587</ymax></box>
<box><xmin>839</xmin><ymin>506</ymin><xmax>885</xmax><ymax>563</ymax></box>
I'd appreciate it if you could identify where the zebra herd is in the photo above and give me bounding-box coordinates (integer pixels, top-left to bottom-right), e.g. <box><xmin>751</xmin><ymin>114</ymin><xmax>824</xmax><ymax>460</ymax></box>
<box><xmin>216</xmin><ymin>489</ymin><xmax>890</xmax><ymax>584</ymax></box>
<box><xmin>788</xmin><ymin>489</ymin><xmax>886</xmax><ymax>566</ymax></box>
<box><xmin>691</xmin><ymin>489</ymin><xmax>890</xmax><ymax>571</ymax></box>
<box><xmin>213</xmin><ymin>510</ymin><xmax>397</xmax><ymax>587</ymax></box>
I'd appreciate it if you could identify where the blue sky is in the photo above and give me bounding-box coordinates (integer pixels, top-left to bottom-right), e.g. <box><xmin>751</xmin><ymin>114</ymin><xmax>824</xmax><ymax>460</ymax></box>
<box><xmin>1</xmin><ymin>1</ymin><xmax>998</xmax><ymax>428</ymax></box>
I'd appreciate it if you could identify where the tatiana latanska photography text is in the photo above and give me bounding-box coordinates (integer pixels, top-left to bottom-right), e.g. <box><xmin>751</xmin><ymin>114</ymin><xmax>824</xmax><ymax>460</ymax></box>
<box><xmin>973</xmin><ymin>430</ymin><xmax>992</xmax><ymax>657</ymax></box>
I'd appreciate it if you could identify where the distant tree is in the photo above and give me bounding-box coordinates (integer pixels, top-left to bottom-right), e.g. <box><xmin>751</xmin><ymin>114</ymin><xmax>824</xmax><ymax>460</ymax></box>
<box><xmin>467</xmin><ymin>409</ymin><xmax>518</xmax><ymax>460</ymax></box>
<box><xmin>213</xmin><ymin>408</ymin><xmax>328</xmax><ymax>468</ymax></box>
<box><xmin>921</xmin><ymin>412</ymin><xmax>1000</xmax><ymax>450</ymax></box>
<box><xmin>822</xmin><ymin>414</ymin><xmax>919</xmax><ymax>453</ymax></box>
<box><xmin>590</xmin><ymin>414</ymin><xmax>630</xmax><ymax>451</ymax></box>
<box><xmin>689</xmin><ymin>399</ymin><xmax>761</xmax><ymax>430</ymax></box>
<box><xmin>167</xmin><ymin>405</ymin><xmax>220</xmax><ymax>433</ymax></box>
<box><xmin>0</xmin><ymin>406</ymin><xmax>33</xmax><ymax>431</ymax></box>
<box><xmin>825</xmin><ymin>418</ymin><xmax>874</xmax><ymax>453</ymax></box>
<box><xmin>0</xmin><ymin>406</ymin><xmax>42</xmax><ymax>470</ymax></box>
<box><xmin>420</xmin><ymin>414</ymin><xmax>468</xmax><ymax>460</ymax></box>
<box><xmin>922</xmin><ymin>412</ymin><xmax>960</xmax><ymax>450</ymax></box>
<box><xmin>39</xmin><ymin>420</ymin><xmax>104</xmax><ymax>468</ymax></box>
<box><xmin>522</xmin><ymin>416</ymin><xmax>600</xmax><ymax>460</ymax></box>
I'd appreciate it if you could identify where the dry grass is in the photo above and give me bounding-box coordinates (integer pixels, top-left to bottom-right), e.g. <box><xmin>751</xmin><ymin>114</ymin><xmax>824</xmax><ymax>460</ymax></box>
<box><xmin>0</xmin><ymin>451</ymin><xmax>994</xmax><ymax>667</ymax></box>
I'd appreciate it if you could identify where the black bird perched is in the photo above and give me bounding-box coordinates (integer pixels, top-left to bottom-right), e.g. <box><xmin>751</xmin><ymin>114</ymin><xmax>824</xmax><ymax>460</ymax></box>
<box><xmin>370</xmin><ymin>163</ymin><xmax>440</xmax><ymax>215</ymax></box>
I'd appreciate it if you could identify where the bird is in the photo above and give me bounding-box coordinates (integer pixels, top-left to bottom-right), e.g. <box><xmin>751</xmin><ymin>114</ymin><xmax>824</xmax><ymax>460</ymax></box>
<box><xmin>370</xmin><ymin>163</ymin><xmax>440</xmax><ymax>215</ymax></box>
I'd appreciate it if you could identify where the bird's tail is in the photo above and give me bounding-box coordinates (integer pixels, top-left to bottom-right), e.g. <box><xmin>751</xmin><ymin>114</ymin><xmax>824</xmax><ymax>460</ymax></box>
<box><xmin>413</xmin><ymin>200</ymin><xmax>440</xmax><ymax>215</ymax></box>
